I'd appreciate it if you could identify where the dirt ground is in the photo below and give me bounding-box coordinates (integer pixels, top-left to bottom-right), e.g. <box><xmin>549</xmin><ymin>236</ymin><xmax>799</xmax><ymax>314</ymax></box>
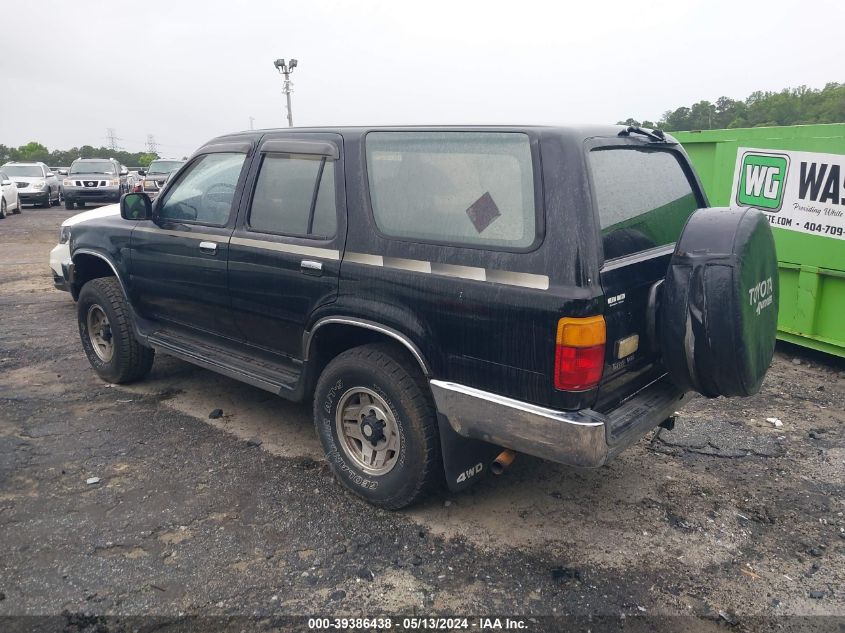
<box><xmin>1</xmin><ymin>206</ymin><xmax>843</xmax><ymax>632</ymax></box>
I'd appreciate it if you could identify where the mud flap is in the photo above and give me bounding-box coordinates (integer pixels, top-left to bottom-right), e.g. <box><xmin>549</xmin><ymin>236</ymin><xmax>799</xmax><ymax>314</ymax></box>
<box><xmin>436</xmin><ymin>413</ymin><xmax>503</xmax><ymax>492</ymax></box>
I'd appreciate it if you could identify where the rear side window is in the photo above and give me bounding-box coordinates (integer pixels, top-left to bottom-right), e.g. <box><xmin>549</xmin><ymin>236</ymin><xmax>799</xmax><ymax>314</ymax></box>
<box><xmin>249</xmin><ymin>154</ymin><xmax>336</xmax><ymax>238</ymax></box>
<box><xmin>366</xmin><ymin>132</ymin><xmax>536</xmax><ymax>249</ymax></box>
<box><xmin>590</xmin><ymin>148</ymin><xmax>699</xmax><ymax>260</ymax></box>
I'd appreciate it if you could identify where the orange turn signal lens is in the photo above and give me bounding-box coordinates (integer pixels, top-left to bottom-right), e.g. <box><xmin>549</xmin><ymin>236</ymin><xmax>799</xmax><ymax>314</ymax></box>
<box><xmin>554</xmin><ymin>316</ymin><xmax>606</xmax><ymax>391</ymax></box>
<box><xmin>556</xmin><ymin>316</ymin><xmax>606</xmax><ymax>348</ymax></box>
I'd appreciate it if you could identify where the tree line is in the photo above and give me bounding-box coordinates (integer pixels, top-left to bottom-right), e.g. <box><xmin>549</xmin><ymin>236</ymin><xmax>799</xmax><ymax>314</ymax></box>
<box><xmin>0</xmin><ymin>141</ymin><xmax>160</xmax><ymax>168</ymax></box>
<box><xmin>618</xmin><ymin>82</ymin><xmax>845</xmax><ymax>132</ymax></box>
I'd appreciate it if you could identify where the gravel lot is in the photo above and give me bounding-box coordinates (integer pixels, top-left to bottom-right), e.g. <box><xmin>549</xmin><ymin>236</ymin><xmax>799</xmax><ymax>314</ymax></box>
<box><xmin>1</xmin><ymin>207</ymin><xmax>843</xmax><ymax>632</ymax></box>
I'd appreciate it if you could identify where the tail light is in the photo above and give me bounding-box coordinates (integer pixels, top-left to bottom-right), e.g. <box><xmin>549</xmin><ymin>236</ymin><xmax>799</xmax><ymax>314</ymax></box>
<box><xmin>554</xmin><ymin>316</ymin><xmax>606</xmax><ymax>391</ymax></box>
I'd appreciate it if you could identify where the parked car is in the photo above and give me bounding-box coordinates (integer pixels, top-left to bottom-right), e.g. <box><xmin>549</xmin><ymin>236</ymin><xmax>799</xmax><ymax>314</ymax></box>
<box><xmin>139</xmin><ymin>158</ymin><xmax>185</xmax><ymax>198</ymax></box>
<box><xmin>50</xmin><ymin>203</ymin><xmax>121</xmax><ymax>291</ymax></box>
<box><xmin>63</xmin><ymin>158</ymin><xmax>128</xmax><ymax>210</ymax></box>
<box><xmin>0</xmin><ymin>169</ymin><xmax>24</xmax><ymax>218</ymax></box>
<box><xmin>61</xmin><ymin>125</ymin><xmax>779</xmax><ymax>509</ymax></box>
<box><xmin>0</xmin><ymin>161</ymin><xmax>61</xmax><ymax>207</ymax></box>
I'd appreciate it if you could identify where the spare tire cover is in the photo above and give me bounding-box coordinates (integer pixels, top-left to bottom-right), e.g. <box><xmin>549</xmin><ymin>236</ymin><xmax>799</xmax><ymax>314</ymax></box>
<box><xmin>660</xmin><ymin>207</ymin><xmax>778</xmax><ymax>398</ymax></box>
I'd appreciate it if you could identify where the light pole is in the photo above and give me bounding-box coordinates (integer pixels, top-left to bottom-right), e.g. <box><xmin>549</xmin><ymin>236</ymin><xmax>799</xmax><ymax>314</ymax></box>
<box><xmin>273</xmin><ymin>58</ymin><xmax>298</xmax><ymax>127</ymax></box>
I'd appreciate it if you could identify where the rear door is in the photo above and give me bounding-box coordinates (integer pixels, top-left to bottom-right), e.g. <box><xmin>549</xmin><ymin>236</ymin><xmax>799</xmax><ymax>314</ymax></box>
<box><xmin>589</xmin><ymin>143</ymin><xmax>706</xmax><ymax>410</ymax></box>
<box><xmin>227</xmin><ymin>133</ymin><xmax>346</xmax><ymax>358</ymax></box>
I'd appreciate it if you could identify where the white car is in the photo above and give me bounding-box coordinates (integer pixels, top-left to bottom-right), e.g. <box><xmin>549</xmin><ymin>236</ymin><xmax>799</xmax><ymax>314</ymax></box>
<box><xmin>50</xmin><ymin>203</ymin><xmax>121</xmax><ymax>294</ymax></box>
<box><xmin>0</xmin><ymin>161</ymin><xmax>61</xmax><ymax>208</ymax></box>
<box><xmin>0</xmin><ymin>169</ymin><xmax>23</xmax><ymax>218</ymax></box>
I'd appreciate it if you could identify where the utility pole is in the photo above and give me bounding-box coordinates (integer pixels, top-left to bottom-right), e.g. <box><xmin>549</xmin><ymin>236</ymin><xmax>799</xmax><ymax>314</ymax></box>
<box><xmin>106</xmin><ymin>128</ymin><xmax>121</xmax><ymax>151</ymax></box>
<box><xmin>145</xmin><ymin>134</ymin><xmax>158</xmax><ymax>154</ymax></box>
<box><xmin>273</xmin><ymin>58</ymin><xmax>298</xmax><ymax>127</ymax></box>
<box><xmin>249</xmin><ymin>116</ymin><xmax>255</xmax><ymax>130</ymax></box>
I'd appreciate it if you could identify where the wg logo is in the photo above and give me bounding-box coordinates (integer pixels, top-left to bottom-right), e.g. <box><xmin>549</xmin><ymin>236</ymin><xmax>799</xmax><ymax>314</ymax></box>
<box><xmin>737</xmin><ymin>152</ymin><xmax>789</xmax><ymax>211</ymax></box>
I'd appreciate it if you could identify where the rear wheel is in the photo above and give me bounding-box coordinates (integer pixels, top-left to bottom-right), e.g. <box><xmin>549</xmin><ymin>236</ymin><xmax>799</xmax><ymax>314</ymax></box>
<box><xmin>77</xmin><ymin>277</ymin><xmax>154</xmax><ymax>384</ymax></box>
<box><xmin>313</xmin><ymin>344</ymin><xmax>441</xmax><ymax>509</ymax></box>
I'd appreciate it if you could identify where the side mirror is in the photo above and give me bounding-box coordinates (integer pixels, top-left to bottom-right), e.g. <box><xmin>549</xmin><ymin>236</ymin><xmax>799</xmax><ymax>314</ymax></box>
<box><xmin>121</xmin><ymin>192</ymin><xmax>152</xmax><ymax>221</ymax></box>
<box><xmin>120</xmin><ymin>168</ymin><xmax>129</xmax><ymax>176</ymax></box>
<box><xmin>58</xmin><ymin>169</ymin><xmax>68</xmax><ymax>175</ymax></box>
<box><xmin>138</xmin><ymin>169</ymin><xmax>146</xmax><ymax>176</ymax></box>
<box><xmin>1</xmin><ymin>179</ymin><xmax>11</xmax><ymax>186</ymax></box>
<box><xmin>46</xmin><ymin>172</ymin><xmax>54</xmax><ymax>177</ymax></box>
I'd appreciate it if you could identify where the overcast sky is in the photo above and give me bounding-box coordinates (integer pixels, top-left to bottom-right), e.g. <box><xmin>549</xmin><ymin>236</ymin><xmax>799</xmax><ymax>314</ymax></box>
<box><xmin>1</xmin><ymin>0</ymin><xmax>841</xmax><ymax>156</ymax></box>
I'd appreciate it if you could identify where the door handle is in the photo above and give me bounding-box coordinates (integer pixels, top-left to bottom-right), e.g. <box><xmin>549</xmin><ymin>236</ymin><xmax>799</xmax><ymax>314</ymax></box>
<box><xmin>199</xmin><ymin>241</ymin><xmax>218</xmax><ymax>254</ymax></box>
<box><xmin>300</xmin><ymin>259</ymin><xmax>323</xmax><ymax>276</ymax></box>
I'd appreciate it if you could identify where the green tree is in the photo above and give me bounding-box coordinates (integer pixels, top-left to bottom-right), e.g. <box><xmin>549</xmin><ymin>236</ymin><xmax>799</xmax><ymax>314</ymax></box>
<box><xmin>619</xmin><ymin>82</ymin><xmax>844</xmax><ymax>131</ymax></box>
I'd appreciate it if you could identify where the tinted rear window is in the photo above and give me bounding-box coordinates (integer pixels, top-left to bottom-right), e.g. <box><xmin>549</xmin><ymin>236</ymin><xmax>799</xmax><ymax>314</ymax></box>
<box><xmin>366</xmin><ymin>132</ymin><xmax>536</xmax><ymax>249</ymax></box>
<box><xmin>590</xmin><ymin>148</ymin><xmax>699</xmax><ymax>260</ymax></box>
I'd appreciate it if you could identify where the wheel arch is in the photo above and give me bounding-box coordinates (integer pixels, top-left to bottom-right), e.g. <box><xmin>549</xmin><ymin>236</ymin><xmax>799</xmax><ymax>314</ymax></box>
<box><xmin>70</xmin><ymin>250</ymin><xmax>128</xmax><ymax>298</ymax></box>
<box><xmin>304</xmin><ymin>317</ymin><xmax>431</xmax><ymax>378</ymax></box>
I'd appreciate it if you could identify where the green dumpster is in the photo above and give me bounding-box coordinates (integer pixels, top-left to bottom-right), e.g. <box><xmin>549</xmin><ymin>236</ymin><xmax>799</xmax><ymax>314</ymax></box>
<box><xmin>674</xmin><ymin>124</ymin><xmax>845</xmax><ymax>358</ymax></box>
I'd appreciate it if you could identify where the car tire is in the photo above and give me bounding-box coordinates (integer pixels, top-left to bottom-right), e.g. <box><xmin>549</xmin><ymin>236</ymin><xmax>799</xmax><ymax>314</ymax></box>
<box><xmin>660</xmin><ymin>207</ymin><xmax>778</xmax><ymax>398</ymax></box>
<box><xmin>313</xmin><ymin>343</ymin><xmax>442</xmax><ymax>509</ymax></box>
<box><xmin>64</xmin><ymin>199</ymin><xmax>74</xmax><ymax>211</ymax></box>
<box><xmin>13</xmin><ymin>198</ymin><xmax>21</xmax><ymax>214</ymax></box>
<box><xmin>41</xmin><ymin>195</ymin><xmax>51</xmax><ymax>208</ymax></box>
<box><xmin>77</xmin><ymin>277</ymin><xmax>155</xmax><ymax>384</ymax></box>
<box><xmin>0</xmin><ymin>198</ymin><xmax>6</xmax><ymax>219</ymax></box>
<box><xmin>78</xmin><ymin>202</ymin><xmax>86</xmax><ymax>208</ymax></box>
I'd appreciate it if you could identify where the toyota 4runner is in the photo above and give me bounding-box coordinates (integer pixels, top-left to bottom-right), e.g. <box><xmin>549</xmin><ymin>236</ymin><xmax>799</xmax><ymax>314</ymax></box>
<box><xmin>62</xmin><ymin>126</ymin><xmax>779</xmax><ymax>508</ymax></box>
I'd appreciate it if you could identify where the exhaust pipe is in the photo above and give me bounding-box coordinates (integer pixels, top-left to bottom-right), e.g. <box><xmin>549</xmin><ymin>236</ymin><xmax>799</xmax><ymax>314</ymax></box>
<box><xmin>490</xmin><ymin>449</ymin><xmax>516</xmax><ymax>475</ymax></box>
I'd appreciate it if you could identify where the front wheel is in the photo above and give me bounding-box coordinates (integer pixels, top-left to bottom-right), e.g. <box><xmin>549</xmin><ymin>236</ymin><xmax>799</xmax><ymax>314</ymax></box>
<box><xmin>0</xmin><ymin>198</ymin><xmax>6</xmax><ymax>219</ymax></box>
<box><xmin>77</xmin><ymin>277</ymin><xmax>154</xmax><ymax>383</ymax></box>
<box><xmin>64</xmin><ymin>199</ymin><xmax>74</xmax><ymax>210</ymax></box>
<box><xmin>313</xmin><ymin>344</ymin><xmax>442</xmax><ymax>509</ymax></box>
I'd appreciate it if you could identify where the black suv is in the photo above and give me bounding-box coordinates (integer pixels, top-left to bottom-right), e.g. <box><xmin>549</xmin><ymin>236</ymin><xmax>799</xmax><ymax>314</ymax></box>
<box><xmin>64</xmin><ymin>126</ymin><xmax>779</xmax><ymax>508</ymax></box>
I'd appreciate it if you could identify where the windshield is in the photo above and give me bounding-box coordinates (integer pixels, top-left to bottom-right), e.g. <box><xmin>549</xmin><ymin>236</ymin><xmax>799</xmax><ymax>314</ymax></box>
<box><xmin>70</xmin><ymin>161</ymin><xmax>115</xmax><ymax>175</ymax></box>
<box><xmin>147</xmin><ymin>160</ymin><xmax>184</xmax><ymax>175</ymax></box>
<box><xmin>2</xmin><ymin>165</ymin><xmax>43</xmax><ymax>177</ymax></box>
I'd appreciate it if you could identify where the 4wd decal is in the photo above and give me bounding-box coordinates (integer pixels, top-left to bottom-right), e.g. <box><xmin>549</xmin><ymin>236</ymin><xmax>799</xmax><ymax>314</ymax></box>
<box><xmin>731</xmin><ymin>148</ymin><xmax>845</xmax><ymax>240</ymax></box>
<box><xmin>456</xmin><ymin>462</ymin><xmax>483</xmax><ymax>484</ymax></box>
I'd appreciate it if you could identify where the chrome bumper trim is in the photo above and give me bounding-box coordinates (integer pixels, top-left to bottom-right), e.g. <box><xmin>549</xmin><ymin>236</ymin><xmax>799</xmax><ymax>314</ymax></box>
<box><xmin>429</xmin><ymin>378</ymin><xmax>687</xmax><ymax>468</ymax></box>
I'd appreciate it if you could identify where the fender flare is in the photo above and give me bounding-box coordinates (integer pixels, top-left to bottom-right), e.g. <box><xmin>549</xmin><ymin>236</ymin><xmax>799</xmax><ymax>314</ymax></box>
<box><xmin>71</xmin><ymin>249</ymin><xmax>130</xmax><ymax>296</ymax></box>
<box><xmin>303</xmin><ymin>316</ymin><xmax>430</xmax><ymax>376</ymax></box>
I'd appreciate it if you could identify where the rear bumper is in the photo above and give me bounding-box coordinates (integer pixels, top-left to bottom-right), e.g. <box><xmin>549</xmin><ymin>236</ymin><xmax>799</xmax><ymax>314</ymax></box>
<box><xmin>430</xmin><ymin>376</ymin><xmax>690</xmax><ymax>468</ymax></box>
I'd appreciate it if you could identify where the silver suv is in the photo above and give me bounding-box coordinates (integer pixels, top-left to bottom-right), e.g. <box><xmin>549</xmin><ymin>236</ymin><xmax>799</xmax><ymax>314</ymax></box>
<box><xmin>139</xmin><ymin>158</ymin><xmax>185</xmax><ymax>199</ymax></box>
<box><xmin>63</xmin><ymin>158</ymin><xmax>128</xmax><ymax>210</ymax></box>
<box><xmin>0</xmin><ymin>162</ymin><xmax>61</xmax><ymax>208</ymax></box>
